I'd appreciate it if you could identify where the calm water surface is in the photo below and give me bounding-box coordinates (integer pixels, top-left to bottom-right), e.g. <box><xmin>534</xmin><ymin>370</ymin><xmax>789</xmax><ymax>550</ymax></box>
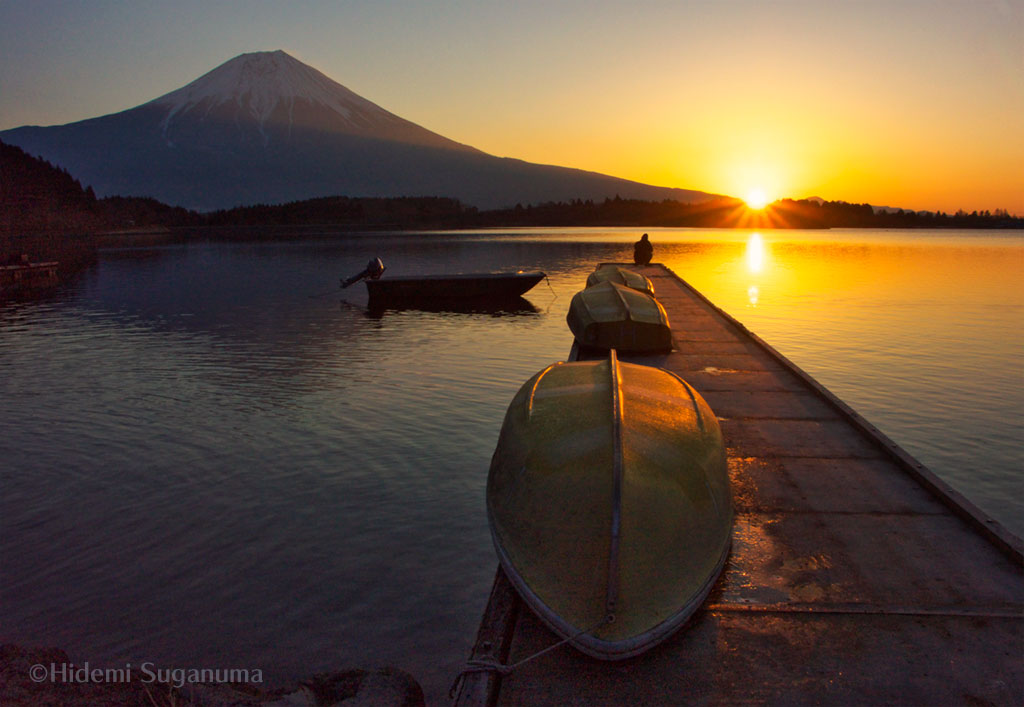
<box><xmin>1</xmin><ymin>228</ymin><xmax>1021</xmax><ymax>703</ymax></box>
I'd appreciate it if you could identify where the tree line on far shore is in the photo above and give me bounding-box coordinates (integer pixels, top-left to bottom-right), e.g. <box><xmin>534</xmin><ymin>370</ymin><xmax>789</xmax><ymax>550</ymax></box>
<box><xmin>456</xmin><ymin>197</ymin><xmax>1020</xmax><ymax>230</ymax></box>
<box><xmin>3</xmin><ymin>138</ymin><xmax>1021</xmax><ymax>251</ymax></box>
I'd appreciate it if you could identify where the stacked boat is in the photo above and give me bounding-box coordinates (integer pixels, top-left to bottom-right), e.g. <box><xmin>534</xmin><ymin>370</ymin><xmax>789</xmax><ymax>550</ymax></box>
<box><xmin>485</xmin><ymin>262</ymin><xmax>733</xmax><ymax>660</ymax></box>
<box><xmin>585</xmin><ymin>263</ymin><xmax>656</xmax><ymax>296</ymax></box>
<box><xmin>568</xmin><ymin>265</ymin><xmax>671</xmax><ymax>354</ymax></box>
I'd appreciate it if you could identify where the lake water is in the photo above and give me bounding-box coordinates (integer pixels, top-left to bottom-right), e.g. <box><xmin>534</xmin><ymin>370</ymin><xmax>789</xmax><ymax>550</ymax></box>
<box><xmin>1</xmin><ymin>227</ymin><xmax>1021</xmax><ymax>703</ymax></box>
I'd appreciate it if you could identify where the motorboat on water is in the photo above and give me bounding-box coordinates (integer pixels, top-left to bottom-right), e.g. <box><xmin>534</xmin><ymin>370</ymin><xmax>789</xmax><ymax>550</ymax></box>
<box><xmin>342</xmin><ymin>258</ymin><xmax>545</xmax><ymax>304</ymax></box>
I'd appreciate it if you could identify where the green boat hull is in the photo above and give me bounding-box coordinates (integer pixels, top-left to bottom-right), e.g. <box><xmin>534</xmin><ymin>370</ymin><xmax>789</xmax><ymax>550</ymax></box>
<box><xmin>487</xmin><ymin>352</ymin><xmax>732</xmax><ymax>659</ymax></box>
<box><xmin>567</xmin><ymin>280</ymin><xmax>672</xmax><ymax>352</ymax></box>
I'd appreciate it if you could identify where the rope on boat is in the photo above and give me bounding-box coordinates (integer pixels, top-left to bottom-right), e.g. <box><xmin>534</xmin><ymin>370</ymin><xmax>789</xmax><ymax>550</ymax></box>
<box><xmin>541</xmin><ymin>274</ymin><xmax>559</xmax><ymax>314</ymax></box>
<box><xmin>448</xmin><ymin>614</ymin><xmax>612</xmax><ymax>699</ymax></box>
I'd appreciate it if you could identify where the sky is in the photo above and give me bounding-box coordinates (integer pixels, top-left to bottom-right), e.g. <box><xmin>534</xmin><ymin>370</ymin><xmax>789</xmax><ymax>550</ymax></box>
<box><xmin>1</xmin><ymin>0</ymin><xmax>1021</xmax><ymax>214</ymax></box>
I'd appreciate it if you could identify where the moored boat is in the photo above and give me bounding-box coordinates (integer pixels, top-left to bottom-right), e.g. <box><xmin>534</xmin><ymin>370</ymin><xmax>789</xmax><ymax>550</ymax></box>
<box><xmin>567</xmin><ymin>280</ymin><xmax>672</xmax><ymax>352</ymax></box>
<box><xmin>486</xmin><ymin>351</ymin><xmax>732</xmax><ymax>659</ymax></box>
<box><xmin>365</xmin><ymin>271</ymin><xmax>545</xmax><ymax>303</ymax></box>
<box><xmin>586</xmin><ymin>264</ymin><xmax>655</xmax><ymax>297</ymax></box>
<box><xmin>341</xmin><ymin>258</ymin><xmax>545</xmax><ymax>304</ymax></box>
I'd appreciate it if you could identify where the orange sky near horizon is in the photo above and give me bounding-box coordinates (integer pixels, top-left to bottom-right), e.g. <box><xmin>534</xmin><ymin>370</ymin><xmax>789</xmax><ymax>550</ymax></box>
<box><xmin>437</xmin><ymin>3</ymin><xmax>1023</xmax><ymax>215</ymax></box>
<box><xmin>1</xmin><ymin>0</ymin><xmax>1021</xmax><ymax>214</ymax></box>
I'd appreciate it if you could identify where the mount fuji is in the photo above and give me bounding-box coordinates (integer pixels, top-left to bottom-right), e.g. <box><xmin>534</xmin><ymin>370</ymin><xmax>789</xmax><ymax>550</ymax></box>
<box><xmin>1</xmin><ymin>50</ymin><xmax>713</xmax><ymax>211</ymax></box>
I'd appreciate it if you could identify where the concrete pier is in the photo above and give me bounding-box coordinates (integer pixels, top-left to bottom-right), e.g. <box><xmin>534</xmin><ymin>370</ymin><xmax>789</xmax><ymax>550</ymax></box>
<box><xmin>455</xmin><ymin>264</ymin><xmax>1022</xmax><ymax>706</ymax></box>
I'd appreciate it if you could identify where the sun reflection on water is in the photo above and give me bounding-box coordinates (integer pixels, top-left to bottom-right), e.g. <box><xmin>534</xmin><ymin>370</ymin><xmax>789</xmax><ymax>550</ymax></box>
<box><xmin>745</xmin><ymin>232</ymin><xmax>766</xmax><ymax>306</ymax></box>
<box><xmin>746</xmin><ymin>232</ymin><xmax>765</xmax><ymax>273</ymax></box>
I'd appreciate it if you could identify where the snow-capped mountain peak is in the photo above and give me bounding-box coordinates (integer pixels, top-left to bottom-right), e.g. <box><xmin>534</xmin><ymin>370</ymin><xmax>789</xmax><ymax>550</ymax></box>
<box><xmin>152</xmin><ymin>51</ymin><xmax>385</xmax><ymax>125</ymax></box>
<box><xmin>147</xmin><ymin>50</ymin><xmax>469</xmax><ymax>150</ymax></box>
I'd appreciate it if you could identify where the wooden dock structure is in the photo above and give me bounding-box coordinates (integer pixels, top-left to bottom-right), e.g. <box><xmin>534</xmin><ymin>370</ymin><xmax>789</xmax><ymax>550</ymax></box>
<box><xmin>0</xmin><ymin>259</ymin><xmax>59</xmax><ymax>297</ymax></box>
<box><xmin>455</xmin><ymin>264</ymin><xmax>1023</xmax><ymax>706</ymax></box>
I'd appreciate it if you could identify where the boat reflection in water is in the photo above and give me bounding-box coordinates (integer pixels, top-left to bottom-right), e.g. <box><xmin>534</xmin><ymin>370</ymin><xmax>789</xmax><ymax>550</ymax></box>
<box><xmin>364</xmin><ymin>296</ymin><xmax>541</xmax><ymax>319</ymax></box>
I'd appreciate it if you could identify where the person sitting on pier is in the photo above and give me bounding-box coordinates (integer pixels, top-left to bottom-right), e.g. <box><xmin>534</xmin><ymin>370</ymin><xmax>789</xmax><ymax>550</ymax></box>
<box><xmin>634</xmin><ymin>233</ymin><xmax>653</xmax><ymax>266</ymax></box>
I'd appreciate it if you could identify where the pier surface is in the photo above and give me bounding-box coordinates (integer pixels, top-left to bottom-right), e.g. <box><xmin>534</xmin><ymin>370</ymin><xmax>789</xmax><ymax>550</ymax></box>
<box><xmin>456</xmin><ymin>264</ymin><xmax>1023</xmax><ymax>706</ymax></box>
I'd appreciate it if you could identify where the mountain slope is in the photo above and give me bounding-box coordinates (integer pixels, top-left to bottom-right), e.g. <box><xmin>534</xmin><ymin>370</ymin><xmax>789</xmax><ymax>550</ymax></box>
<box><xmin>0</xmin><ymin>50</ymin><xmax>714</xmax><ymax>211</ymax></box>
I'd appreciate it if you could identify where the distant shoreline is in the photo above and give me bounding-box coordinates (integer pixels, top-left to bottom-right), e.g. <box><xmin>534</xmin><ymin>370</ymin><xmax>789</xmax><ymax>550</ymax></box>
<box><xmin>3</xmin><ymin>220</ymin><xmax>1023</xmax><ymax>281</ymax></box>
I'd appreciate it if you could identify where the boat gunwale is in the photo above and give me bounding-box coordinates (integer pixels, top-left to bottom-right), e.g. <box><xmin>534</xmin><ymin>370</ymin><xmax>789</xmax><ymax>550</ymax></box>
<box><xmin>526</xmin><ymin>363</ymin><xmax>560</xmax><ymax>420</ymax></box>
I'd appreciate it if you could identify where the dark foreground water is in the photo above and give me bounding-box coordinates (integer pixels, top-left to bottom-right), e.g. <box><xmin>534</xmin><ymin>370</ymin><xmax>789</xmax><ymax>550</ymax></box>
<box><xmin>1</xmin><ymin>228</ymin><xmax>1021</xmax><ymax>703</ymax></box>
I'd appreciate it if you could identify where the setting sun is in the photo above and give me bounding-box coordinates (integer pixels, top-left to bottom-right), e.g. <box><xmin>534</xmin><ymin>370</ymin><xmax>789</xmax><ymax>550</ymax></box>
<box><xmin>745</xmin><ymin>189</ymin><xmax>769</xmax><ymax>210</ymax></box>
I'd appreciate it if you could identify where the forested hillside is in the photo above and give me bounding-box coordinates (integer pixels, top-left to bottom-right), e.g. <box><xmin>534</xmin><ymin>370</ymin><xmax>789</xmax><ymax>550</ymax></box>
<box><xmin>1</xmin><ymin>139</ymin><xmax>103</xmax><ymax>234</ymax></box>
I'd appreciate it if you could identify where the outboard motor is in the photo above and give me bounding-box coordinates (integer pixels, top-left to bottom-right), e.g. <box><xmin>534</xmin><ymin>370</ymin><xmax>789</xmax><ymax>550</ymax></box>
<box><xmin>341</xmin><ymin>257</ymin><xmax>385</xmax><ymax>288</ymax></box>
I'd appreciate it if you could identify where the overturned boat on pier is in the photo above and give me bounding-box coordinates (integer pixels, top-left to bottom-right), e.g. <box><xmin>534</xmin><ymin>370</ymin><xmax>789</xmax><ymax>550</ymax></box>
<box><xmin>486</xmin><ymin>351</ymin><xmax>732</xmax><ymax>659</ymax></box>
<box><xmin>567</xmin><ymin>280</ymin><xmax>672</xmax><ymax>353</ymax></box>
<box><xmin>586</xmin><ymin>264</ymin><xmax>656</xmax><ymax>297</ymax></box>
